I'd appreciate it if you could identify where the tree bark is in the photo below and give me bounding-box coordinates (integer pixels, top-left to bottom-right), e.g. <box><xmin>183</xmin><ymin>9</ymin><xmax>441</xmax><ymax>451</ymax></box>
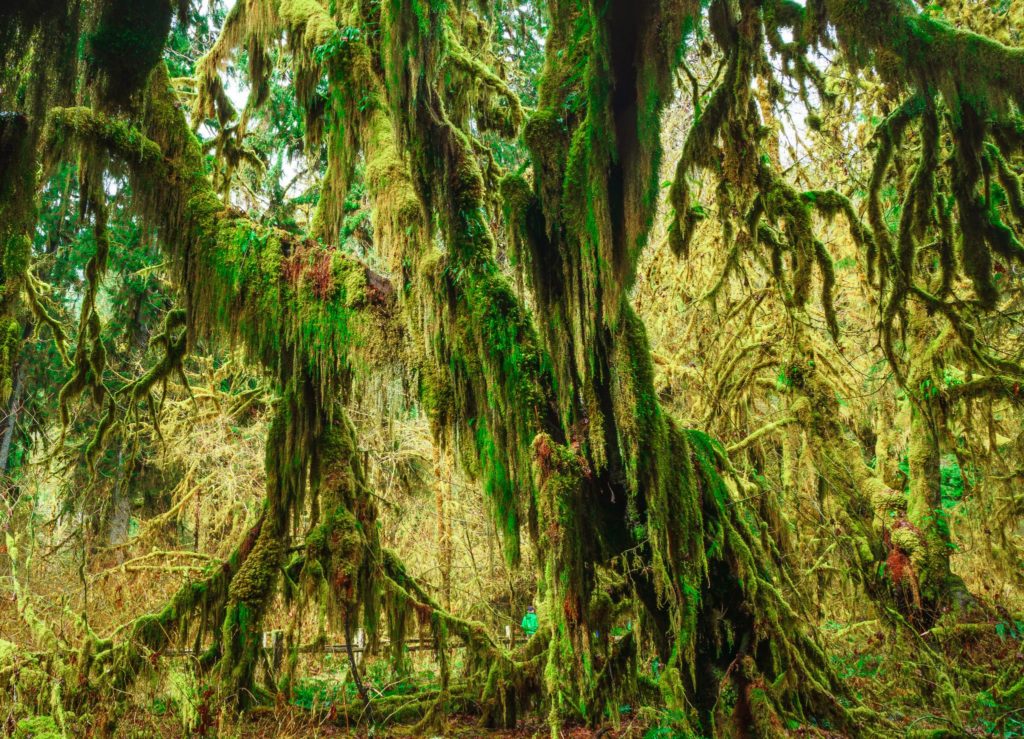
<box><xmin>0</xmin><ymin>356</ymin><xmax>24</xmax><ymax>478</ymax></box>
<box><xmin>905</xmin><ymin>302</ymin><xmax>974</xmax><ymax>620</ymax></box>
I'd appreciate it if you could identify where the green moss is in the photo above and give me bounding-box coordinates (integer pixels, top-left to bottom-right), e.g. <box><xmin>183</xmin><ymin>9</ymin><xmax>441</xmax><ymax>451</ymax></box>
<box><xmin>3</xmin><ymin>234</ymin><xmax>30</xmax><ymax>295</ymax></box>
<box><xmin>443</xmin><ymin>19</ymin><xmax>524</xmax><ymax>138</ymax></box>
<box><xmin>28</xmin><ymin>0</ymin><xmax>939</xmax><ymax>732</ymax></box>
<box><xmin>0</xmin><ymin>114</ymin><xmax>35</xmax><ymax>404</ymax></box>
<box><xmin>86</xmin><ymin>0</ymin><xmax>173</xmax><ymax>108</ymax></box>
<box><xmin>891</xmin><ymin>527</ymin><xmax>921</xmax><ymax>553</ymax></box>
<box><xmin>872</xmin><ymin>489</ymin><xmax>908</xmax><ymax>513</ymax></box>
<box><xmin>336</xmin><ymin>254</ymin><xmax>368</xmax><ymax>307</ymax></box>
<box><xmin>227</xmin><ymin>524</ymin><xmax>282</xmax><ymax>609</ymax></box>
<box><xmin>825</xmin><ymin>0</ymin><xmax>1024</xmax><ymax>117</ymax></box>
<box><xmin>0</xmin><ymin>316</ymin><xmax>20</xmax><ymax>402</ymax></box>
<box><xmin>47</xmin><ymin>76</ymin><xmax>394</xmax><ymax>405</ymax></box>
<box><xmin>13</xmin><ymin>716</ymin><xmax>60</xmax><ymax>739</ymax></box>
<box><xmin>279</xmin><ymin>0</ymin><xmax>336</xmax><ymax>49</ymax></box>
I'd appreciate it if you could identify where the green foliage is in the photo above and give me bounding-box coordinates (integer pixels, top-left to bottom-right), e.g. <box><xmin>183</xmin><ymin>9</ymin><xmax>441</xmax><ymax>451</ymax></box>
<box><xmin>13</xmin><ymin>716</ymin><xmax>60</xmax><ymax>739</ymax></box>
<box><xmin>898</xmin><ymin>453</ymin><xmax>965</xmax><ymax>510</ymax></box>
<box><xmin>939</xmin><ymin>455</ymin><xmax>965</xmax><ymax>509</ymax></box>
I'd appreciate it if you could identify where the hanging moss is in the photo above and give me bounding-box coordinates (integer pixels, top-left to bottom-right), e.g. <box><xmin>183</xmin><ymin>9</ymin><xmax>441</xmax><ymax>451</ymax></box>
<box><xmin>45</xmin><ymin>75</ymin><xmax>397</xmax><ymax>405</ymax></box>
<box><xmin>443</xmin><ymin>17</ymin><xmax>524</xmax><ymax>138</ymax></box>
<box><xmin>505</xmin><ymin>0</ymin><xmax>883</xmax><ymax>733</ymax></box>
<box><xmin>40</xmin><ymin>58</ymin><xmax>414</xmax><ymax>718</ymax></box>
<box><xmin>820</xmin><ymin>0</ymin><xmax>1024</xmax><ymax>315</ymax></box>
<box><xmin>824</xmin><ymin>0</ymin><xmax>1024</xmax><ymax>116</ymax></box>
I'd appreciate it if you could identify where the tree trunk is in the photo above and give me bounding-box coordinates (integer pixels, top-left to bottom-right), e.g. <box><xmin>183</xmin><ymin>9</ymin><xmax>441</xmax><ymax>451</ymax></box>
<box><xmin>904</xmin><ymin>303</ymin><xmax>974</xmax><ymax>620</ymax></box>
<box><xmin>106</xmin><ymin>448</ymin><xmax>132</xmax><ymax>550</ymax></box>
<box><xmin>0</xmin><ymin>354</ymin><xmax>25</xmax><ymax>478</ymax></box>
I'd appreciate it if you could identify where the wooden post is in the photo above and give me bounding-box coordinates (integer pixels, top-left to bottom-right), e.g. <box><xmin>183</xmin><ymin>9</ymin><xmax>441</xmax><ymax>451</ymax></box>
<box><xmin>354</xmin><ymin>628</ymin><xmax>365</xmax><ymax>666</ymax></box>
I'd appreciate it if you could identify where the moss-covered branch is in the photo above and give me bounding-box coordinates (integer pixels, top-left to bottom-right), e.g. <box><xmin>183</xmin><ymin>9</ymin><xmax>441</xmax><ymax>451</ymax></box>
<box><xmin>45</xmin><ymin>79</ymin><xmax>397</xmax><ymax>403</ymax></box>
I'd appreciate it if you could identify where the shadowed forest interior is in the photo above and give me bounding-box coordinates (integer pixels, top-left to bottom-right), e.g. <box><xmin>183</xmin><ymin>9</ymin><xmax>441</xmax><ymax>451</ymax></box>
<box><xmin>1</xmin><ymin>0</ymin><xmax>1024</xmax><ymax>736</ymax></box>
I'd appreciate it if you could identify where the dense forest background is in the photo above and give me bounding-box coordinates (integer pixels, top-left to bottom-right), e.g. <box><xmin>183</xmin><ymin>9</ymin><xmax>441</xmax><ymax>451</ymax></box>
<box><xmin>1</xmin><ymin>0</ymin><xmax>1023</xmax><ymax>736</ymax></box>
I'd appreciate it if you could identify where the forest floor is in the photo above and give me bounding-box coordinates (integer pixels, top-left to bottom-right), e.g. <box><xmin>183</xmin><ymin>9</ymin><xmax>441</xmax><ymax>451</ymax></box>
<box><xmin>114</xmin><ymin>708</ymin><xmax>608</xmax><ymax>738</ymax></box>
<box><xmin>4</xmin><ymin>572</ymin><xmax>1022</xmax><ymax>737</ymax></box>
<box><xmin>96</xmin><ymin>620</ymin><xmax>1022</xmax><ymax>738</ymax></box>
<box><xmin>4</xmin><ymin>502</ymin><xmax>1021</xmax><ymax>738</ymax></box>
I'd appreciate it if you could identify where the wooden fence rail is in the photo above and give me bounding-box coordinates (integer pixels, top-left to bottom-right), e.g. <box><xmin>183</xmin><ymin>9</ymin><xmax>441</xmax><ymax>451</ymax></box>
<box><xmin>162</xmin><ymin>629</ymin><xmax>517</xmax><ymax>658</ymax></box>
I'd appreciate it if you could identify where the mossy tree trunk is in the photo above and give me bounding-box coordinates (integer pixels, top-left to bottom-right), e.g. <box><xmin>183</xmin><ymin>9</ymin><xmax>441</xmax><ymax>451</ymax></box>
<box><xmin>0</xmin><ymin>114</ymin><xmax>34</xmax><ymax>422</ymax></box>
<box><xmin>904</xmin><ymin>303</ymin><xmax>974</xmax><ymax>621</ymax></box>
<box><xmin>501</xmin><ymin>0</ymin><xmax>868</xmax><ymax>733</ymax></box>
<box><xmin>43</xmin><ymin>52</ymin><xmax>523</xmax><ymax>720</ymax></box>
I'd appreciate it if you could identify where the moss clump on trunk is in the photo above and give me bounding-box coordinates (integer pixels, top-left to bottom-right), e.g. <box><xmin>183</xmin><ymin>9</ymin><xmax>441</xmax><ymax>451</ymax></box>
<box><xmin>87</xmin><ymin>0</ymin><xmax>173</xmax><ymax>109</ymax></box>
